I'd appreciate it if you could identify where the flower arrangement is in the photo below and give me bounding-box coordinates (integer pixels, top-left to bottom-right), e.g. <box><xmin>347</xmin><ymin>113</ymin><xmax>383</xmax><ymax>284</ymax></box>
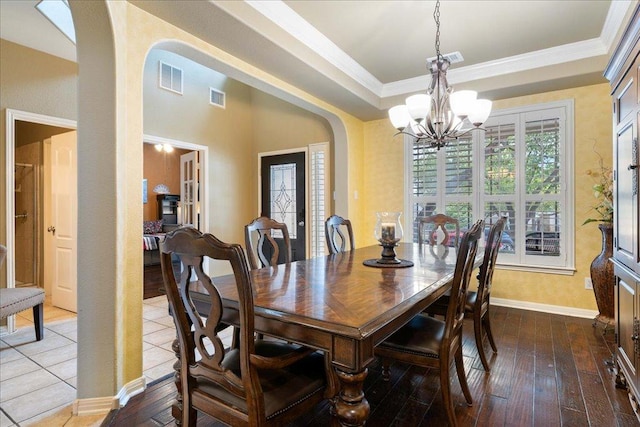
<box><xmin>582</xmin><ymin>153</ymin><xmax>613</xmax><ymax>225</ymax></box>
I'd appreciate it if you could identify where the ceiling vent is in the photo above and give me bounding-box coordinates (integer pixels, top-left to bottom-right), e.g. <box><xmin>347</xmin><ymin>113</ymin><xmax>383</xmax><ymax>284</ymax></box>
<box><xmin>210</xmin><ymin>88</ymin><xmax>226</xmax><ymax>109</ymax></box>
<box><xmin>159</xmin><ymin>61</ymin><xmax>183</xmax><ymax>94</ymax></box>
<box><xmin>426</xmin><ymin>51</ymin><xmax>464</xmax><ymax>65</ymax></box>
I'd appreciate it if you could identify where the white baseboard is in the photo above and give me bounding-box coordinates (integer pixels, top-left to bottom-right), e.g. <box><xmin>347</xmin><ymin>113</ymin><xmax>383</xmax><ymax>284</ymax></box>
<box><xmin>492</xmin><ymin>297</ymin><xmax>598</xmax><ymax>319</ymax></box>
<box><xmin>73</xmin><ymin>376</ymin><xmax>146</xmax><ymax>416</ymax></box>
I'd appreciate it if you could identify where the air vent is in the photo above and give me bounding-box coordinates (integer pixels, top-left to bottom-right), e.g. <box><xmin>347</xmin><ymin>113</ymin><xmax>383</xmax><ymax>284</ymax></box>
<box><xmin>426</xmin><ymin>51</ymin><xmax>464</xmax><ymax>65</ymax></box>
<box><xmin>210</xmin><ymin>88</ymin><xmax>226</xmax><ymax>108</ymax></box>
<box><xmin>159</xmin><ymin>61</ymin><xmax>183</xmax><ymax>94</ymax></box>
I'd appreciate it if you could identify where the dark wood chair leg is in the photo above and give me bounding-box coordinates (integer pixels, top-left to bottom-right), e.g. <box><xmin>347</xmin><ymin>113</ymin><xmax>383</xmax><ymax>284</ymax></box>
<box><xmin>33</xmin><ymin>303</ymin><xmax>44</xmax><ymax>341</ymax></box>
<box><xmin>440</xmin><ymin>355</ymin><xmax>457</xmax><ymax>427</ymax></box>
<box><xmin>474</xmin><ymin>312</ymin><xmax>491</xmax><ymax>372</ymax></box>
<box><xmin>381</xmin><ymin>359</ymin><xmax>391</xmax><ymax>381</ymax></box>
<box><xmin>483</xmin><ymin>313</ymin><xmax>498</xmax><ymax>353</ymax></box>
<box><xmin>454</xmin><ymin>346</ymin><xmax>472</xmax><ymax>405</ymax></box>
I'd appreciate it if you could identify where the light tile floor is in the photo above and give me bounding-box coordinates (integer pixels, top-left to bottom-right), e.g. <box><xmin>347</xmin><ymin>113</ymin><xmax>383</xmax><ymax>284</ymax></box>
<box><xmin>0</xmin><ymin>295</ymin><xmax>231</xmax><ymax>427</ymax></box>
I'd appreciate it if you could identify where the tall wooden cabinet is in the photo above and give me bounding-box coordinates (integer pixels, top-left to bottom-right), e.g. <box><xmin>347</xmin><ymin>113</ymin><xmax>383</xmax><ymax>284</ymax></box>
<box><xmin>605</xmin><ymin>4</ymin><xmax>640</xmax><ymax>418</ymax></box>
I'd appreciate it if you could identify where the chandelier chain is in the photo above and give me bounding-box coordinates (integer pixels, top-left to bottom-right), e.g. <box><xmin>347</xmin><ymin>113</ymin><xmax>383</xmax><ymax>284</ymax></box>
<box><xmin>433</xmin><ymin>0</ymin><xmax>441</xmax><ymax>57</ymax></box>
<box><xmin>387</xmin><ymin>0</ymin><xmax>492</xmax><ymax>150</ymax></box>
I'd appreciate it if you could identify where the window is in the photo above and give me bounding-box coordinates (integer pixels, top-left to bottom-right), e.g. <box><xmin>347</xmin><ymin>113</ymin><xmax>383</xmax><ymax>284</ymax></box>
<box><xmin>309</xmin><ymin>143</ymin><xmax>330</xmax><ymax>258</ymax></box>
<box><xmin>405</xmin><ymin>100</ymin><xmax>574</xmax><ymax>273</ymax></box>
<box><xmin>36</xmin><ymin>0</ymin><xmax>76</xmax><ymax>44</ymax></box>
<box><xmin>159</xmin><ymin>61</ymin><xmax>183</xmax><ymax>94</ymax></box>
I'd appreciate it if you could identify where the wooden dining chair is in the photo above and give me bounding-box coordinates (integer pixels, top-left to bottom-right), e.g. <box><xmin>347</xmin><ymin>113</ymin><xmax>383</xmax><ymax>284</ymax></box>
<box><xmin>375</xmin><ymin>219</ymin><xmax>483</xmax><ymax>427</ymax></box>
<box><xmin>418</xmin><ymin>213</ymin><xmax>460</xmax><ymax>247</ymax></box>
<box><xmin>160</xmin><ymin>227</ymin><xmax>329</xmax><ymax>426</ymax></box>
<box><xmin>425</xmin><ymin>216</ymin><xmax>507</xmax><ymax>372</ymax></box>
<box><xmin>244</xmin><ymin>216</ymin><xmax>292</xmax><ymax>270</ymax></box>
<box><xmin>325</xmin><ymin>215</ymin><xmax>355</xmax><ymax>254</ymax></box>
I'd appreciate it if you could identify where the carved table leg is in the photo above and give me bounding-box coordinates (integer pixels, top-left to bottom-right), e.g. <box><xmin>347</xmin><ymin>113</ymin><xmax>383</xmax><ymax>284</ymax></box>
<box><xmin>332</xmin><ymin>368</ymin><xmax>370</xmax><ymax>426</ymax></box>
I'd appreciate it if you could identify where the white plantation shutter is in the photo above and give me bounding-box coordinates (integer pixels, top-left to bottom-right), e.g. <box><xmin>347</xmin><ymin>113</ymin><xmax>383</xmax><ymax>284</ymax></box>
<box><xmin>310</xmin><ymin>143</ymin><xmax>330</xmax><ymax>258</ymax></box>
<box><xmin>443</xmin><ymin>137</ymin><xmax>474</xmax><ymax>229</ymax></box>
<box><xmin>407</xmin><ymin>100</ymin><xmax>574</xmax><ymax>272</ymax></box>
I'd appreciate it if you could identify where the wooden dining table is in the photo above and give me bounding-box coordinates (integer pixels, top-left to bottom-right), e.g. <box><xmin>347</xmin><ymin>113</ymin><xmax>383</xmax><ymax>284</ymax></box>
<box><xmin>188</xmin><ymin>242</ymin><xmax>482</xmax><ymax>426</ymax></box>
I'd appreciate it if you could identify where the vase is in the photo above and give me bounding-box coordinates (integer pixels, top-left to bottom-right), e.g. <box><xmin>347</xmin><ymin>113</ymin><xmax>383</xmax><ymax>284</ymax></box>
<box><xmin>590</xmin><ymin>223</ymin><xmax>614</xmax><ymax>330</ymax></box>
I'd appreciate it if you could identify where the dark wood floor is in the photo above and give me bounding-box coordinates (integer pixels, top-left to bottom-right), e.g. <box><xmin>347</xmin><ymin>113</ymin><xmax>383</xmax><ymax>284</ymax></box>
<box><xmin>144</xmin><ymin>263</ymin><xmax>167</xmax><ymax>299</ymax></box>
<box><xmin>106</xmin><ymin>306</ymin><xmax>639</xmax><ymax>426</ymax></box>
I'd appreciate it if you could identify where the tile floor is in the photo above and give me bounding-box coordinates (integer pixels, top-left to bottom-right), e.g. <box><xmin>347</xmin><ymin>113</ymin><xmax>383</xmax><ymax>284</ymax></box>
<box><xmin>0</xmin><ymin>295</ymin><xmax>231</xmax><ymax>427</ymax></box>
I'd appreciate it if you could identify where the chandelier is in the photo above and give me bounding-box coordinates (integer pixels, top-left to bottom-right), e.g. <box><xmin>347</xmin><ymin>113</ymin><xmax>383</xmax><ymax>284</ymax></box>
<box><xmin>388</xmin><ymin>0</ymin><xmax>492</xmax><ymax>150</ymax></box>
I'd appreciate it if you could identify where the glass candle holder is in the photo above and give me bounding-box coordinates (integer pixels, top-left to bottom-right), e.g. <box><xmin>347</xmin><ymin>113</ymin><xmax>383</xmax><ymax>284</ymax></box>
<box><xmin>374</xmin><ymin>212</ymin><xmax>403</xmax><ymax>264</ymax></box>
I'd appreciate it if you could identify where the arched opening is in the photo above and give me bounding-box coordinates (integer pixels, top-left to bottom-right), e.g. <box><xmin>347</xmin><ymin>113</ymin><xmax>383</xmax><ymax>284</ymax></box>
<box><xmin>65</xmin><ymin>1</ymin><xmax>354</xmax><ymax>416</ymax></box>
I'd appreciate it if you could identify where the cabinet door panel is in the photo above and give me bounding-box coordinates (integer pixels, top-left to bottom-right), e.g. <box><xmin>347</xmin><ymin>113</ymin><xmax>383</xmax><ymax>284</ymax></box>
<box><xmin>614</xmin><ymin>120</ymin><xmax>639</xmax><ymax>272</ymax></box>
<box><xmin>618</xmin><ymin>275</ymin><xmax>637</xmax><ymax>380</ymax></box>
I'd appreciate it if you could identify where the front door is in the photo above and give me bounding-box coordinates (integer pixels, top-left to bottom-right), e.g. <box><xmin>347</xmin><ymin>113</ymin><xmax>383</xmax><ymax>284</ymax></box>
<box><xmin>261</xmin><ymin>152</ymin><xmax>306</xmax><ymax>262</ymax></box>
<box><xmin>48</xmin><ymin>131</ymin><xmax>77</xmax><ymax>312</ymax></box>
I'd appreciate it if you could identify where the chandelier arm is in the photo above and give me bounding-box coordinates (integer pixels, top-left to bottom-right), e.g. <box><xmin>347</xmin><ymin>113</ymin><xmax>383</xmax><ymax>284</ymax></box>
<box><xmin>394</xmin><ymin>130</ymin><xmax>438</xmax><ymax>147</ymax></box>
<box><xmin>424</xmin><ymin>115</ymin><xmax>438</xmax><ymax>139</ymax></box>
<box><xmin>387</xmin><ymin>0</ymin><xmax>491</xmax><ymax>150</ymax></box>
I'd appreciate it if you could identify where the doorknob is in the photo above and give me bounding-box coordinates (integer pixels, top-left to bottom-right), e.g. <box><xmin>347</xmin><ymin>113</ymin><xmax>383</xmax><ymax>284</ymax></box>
<box><xmin>47</xmin><ymin>226</ymin><xmax>56</xmax><ymax>235</ymax></box>
<box><xmin>298</xmin><ymin>221</ymin><xmax>305</xmax><ymax>227</ymax></box>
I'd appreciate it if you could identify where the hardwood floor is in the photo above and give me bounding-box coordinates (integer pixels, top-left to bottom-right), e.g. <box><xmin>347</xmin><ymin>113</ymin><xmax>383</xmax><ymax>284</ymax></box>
<box><xmin>106</xmin><ymin>306</ymin><xmax>638</xmax><ymax>426</ymax></box>
<box><xmin>143</xmin><ymin>263</ymin><xmax>166</xmax><ymax>300</ymax></box>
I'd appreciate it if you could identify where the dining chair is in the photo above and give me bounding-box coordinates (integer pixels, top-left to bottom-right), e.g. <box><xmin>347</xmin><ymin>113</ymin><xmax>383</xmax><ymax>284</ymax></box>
<box><xmin>244</xmin><ymin>216</ymin><xmax>292</xmax><ymax>270</ymax></box>
<box><xmin>418</xmin><ymin>213</ymin><xmax>460</xmax><ymax>247</ymax></box>
<box><xmin>375</xmin><ymin>219</ymin><xmax>484</xmax><ymax>427</ymax></box>
<box><xmin>425</xmin><ymin>216</ymin><xmax>507</xmax><ymax>372</ymax></box>
<box><xmin>160</xmin><ymin>227</ymin><xmax>329</xmax><ymax>426</ymax></box>
<box><xmin>325</xmin><ymin>215</ymin><xmax>355</xmax><ymax>254</ymax></box>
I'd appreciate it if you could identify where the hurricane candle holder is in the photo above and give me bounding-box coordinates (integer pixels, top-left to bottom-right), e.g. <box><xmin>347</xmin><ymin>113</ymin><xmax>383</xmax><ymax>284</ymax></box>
<box><xmin>374</xmin><ymin>212</ymin><xmax>403</xmax><ymax>264</ymax></box>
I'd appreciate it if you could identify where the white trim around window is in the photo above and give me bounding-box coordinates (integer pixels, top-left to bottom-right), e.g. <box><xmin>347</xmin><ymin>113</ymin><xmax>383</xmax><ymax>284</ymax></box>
<box><xmin>404</xmin><ymin>99</ymin><xmax>575</xmax><ymax>274</ymax></box>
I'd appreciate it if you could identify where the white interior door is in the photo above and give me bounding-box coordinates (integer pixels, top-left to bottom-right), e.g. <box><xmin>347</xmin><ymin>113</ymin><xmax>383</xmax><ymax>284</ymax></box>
<box><xmin>180</xmin><ymin>151</ymin><xmax>199</xmax><ymax>229</ymax></box>
<box><xmin>49</xmin><ymin>131</ymin><xmax>77</xmax><ymax>312</ymax></box>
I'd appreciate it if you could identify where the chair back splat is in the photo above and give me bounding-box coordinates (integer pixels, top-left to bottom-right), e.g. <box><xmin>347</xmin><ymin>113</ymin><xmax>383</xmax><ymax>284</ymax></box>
<box><xmin>418</xmin><ymin>213</ymin><xmax>460</xmax><ymax>247</ymax></box>
<box><xmin>473</xmin><ymin>216</ymin><xmax>506</xmax><ymax>370</ymax></box>
<box><xmin>375</xmin><ymin>219</ymin><xmax>484</xmax><ymax>427</ymax></box>
<box><xmin>244</xmin><ymin>216</ymin><xmax>292</xmax><ymax>270</ymax></box>
<box><xmin>325</xmin><ymin>215</ymin><xmax>355</xmax><ymax>254</ymax></box>
<box><xmin>160</xmin><ymin>227</ymin><xmax>327</xmax><ymax>426</ymax></box>
<box><xmin>445</xmin><ymin>220</ymin><xmax>483</xmax><ymax>345</ymax></box>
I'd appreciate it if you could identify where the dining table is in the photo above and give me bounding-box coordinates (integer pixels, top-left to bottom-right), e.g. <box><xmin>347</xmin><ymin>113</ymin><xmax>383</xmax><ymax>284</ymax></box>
<box><xmin>186</xmin><ymin>242</ymin><xmax>483</xmax><ymax>426</ymax></box>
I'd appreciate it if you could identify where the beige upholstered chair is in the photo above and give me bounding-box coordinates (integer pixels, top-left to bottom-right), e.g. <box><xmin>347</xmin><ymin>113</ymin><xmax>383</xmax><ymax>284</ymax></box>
<box><xmin>0</xmin><ymin>244</ymin><xmax>45</xmax><ymax>341</ymax></box>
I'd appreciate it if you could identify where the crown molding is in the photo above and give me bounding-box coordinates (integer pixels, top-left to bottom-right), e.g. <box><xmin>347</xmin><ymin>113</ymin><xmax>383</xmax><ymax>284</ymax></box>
<box><xmin>600</xmin><ymin>0</ymin><xmax>635</xmax><ymax>50</ymax></box>
<box><xmin>249</xmin><ymin>0</ymin><xmax>621</xmax><ymax>103</ymax></box>
<box><xmin>382</xmin><ymin>38</ymin><xmax>608</xmax><ymax>98</ymax></box>
<box><xmin>246</xmin><ymin>0</ymin><xmax>383</xmax><ymax>94</ymax></box>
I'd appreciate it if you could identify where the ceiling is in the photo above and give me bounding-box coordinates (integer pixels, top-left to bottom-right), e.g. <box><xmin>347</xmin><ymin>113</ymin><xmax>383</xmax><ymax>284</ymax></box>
<box><xmin>1</xmin><ymin>0</ymin><xmax>635</xmax><ymax>121</ymax></box>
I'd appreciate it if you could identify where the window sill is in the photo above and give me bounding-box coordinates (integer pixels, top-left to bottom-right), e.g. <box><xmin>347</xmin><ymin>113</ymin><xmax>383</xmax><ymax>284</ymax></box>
<box><xmin>496</xmin><ymin>263</ymin><xmax>576</xmax><ymax>276</ymax></box>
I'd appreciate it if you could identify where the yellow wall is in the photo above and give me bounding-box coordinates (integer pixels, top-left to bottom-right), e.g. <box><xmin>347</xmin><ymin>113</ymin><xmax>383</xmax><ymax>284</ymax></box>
<box><xmin>96</xmin><ymin>2</ymin><xmax>365</xmax><ymax>391</ymax></box>
<box><xmin>363</xmin><ymin>83</ymin><xmax>612</xmax><ymax>311</ymax></box>
<box><xmin>491</xmin><ymin>83</ymin><xmax>612</xmax><ymax>310</ymax></box>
